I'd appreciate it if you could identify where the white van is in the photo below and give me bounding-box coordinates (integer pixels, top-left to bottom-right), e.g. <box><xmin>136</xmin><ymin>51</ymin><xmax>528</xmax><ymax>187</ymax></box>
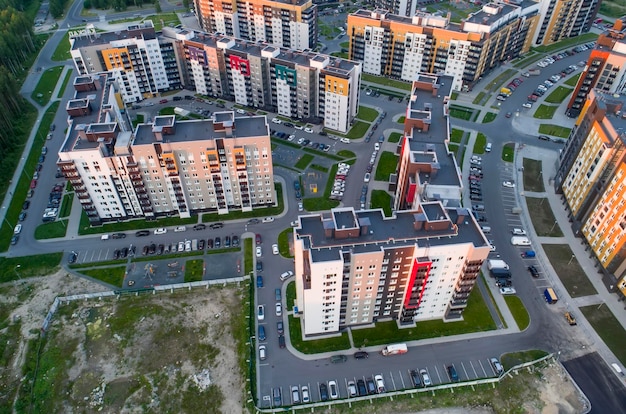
<box><xmin>511</xmin><ymin>236</ymin><xmax>531</xmax><ymax>246</ymax></box>
<box><xmin>481</xmin><ymin>226</ymin><xmax>491</xmax><ymax>233</ymax></box>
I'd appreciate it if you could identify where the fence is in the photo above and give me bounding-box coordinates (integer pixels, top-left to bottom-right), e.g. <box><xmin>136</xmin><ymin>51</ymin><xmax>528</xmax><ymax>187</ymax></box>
<box><xmin>42</xmin><ymin>276</ymin><xmax>248</xmax><ymax>333</ymax></box>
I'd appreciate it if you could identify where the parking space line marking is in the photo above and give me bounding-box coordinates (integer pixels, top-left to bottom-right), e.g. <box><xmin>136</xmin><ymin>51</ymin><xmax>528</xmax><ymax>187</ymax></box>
<box><xmin>461</xmin><ymin>361</ymin><xmax>470</xmax><ymax>380</ymax></box>
<box><xmin>389</xmin><ymin>371</ymin><xmax>397</xmax><ymax>391</ymax></box>
<box><xmin>478</xmin><ymin>359</ymin><xmax>488</xmax><ymax>377</ymax></box>
<box><xmin>433</xmin><ymin>365</ymin><xmax>442</xmax><ymax>384</ymax></box>
<box><xmin>397</xmin><ymin>370</ymin><xmax>405</xmax><ymax>389</ymax></box>
<box><xmin>470</xmin><ymin>360</ymin><xmax>479</xmax><ymax>378</ymax></box>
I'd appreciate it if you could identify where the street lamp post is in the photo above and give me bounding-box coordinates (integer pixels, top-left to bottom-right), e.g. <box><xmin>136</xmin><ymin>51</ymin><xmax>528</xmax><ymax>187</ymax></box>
<box><xmin>568</xmin><ymin>254</ymin><xmax>576</xmax><ymax>265</ymax></box>
<box><xmin>550</xmin><ymin>220</ymin><xmax>558</xmax><ymax>233</ymax></box>
<box><xmin>14</xmin><ymin>264</ymin><xmax>21</xmax><ymax>280</ymax></box>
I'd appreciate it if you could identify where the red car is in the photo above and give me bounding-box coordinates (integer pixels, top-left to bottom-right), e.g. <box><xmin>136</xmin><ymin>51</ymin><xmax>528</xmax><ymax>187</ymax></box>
<box><xmin>159</xmin><ymin>99</ymin><xmax>168</xmax><ymax>104</ymax></box>
<box><xmin>30</xmin><ymin>179</ymin><xmax>37</xmax><ymax>189</ymax></box>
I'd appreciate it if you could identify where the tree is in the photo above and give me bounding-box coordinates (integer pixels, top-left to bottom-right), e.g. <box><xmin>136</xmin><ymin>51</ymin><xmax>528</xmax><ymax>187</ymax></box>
<box><xmin>154</xmin><ymin>0</ymin><xmax>161</xmax><ymax>13</ymax></box>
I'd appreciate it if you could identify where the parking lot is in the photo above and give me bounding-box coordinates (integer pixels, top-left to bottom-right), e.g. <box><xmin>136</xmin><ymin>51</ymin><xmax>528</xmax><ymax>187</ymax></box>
<box><xmin>263</xmin><ymin>355</ymin><xmax>503</xmax><ymax>406</ymax></box>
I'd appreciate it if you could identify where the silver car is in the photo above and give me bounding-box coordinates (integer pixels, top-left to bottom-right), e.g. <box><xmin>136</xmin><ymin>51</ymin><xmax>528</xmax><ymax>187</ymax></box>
<box><xmin>291</xmin><ymin>385</ymin><xmax>300</xmax><ymax>404</ymax></box>
<box><xmin>420</xmin><ymin>369</ymin><xmax>432</xmax><ymax>386</ymax></box>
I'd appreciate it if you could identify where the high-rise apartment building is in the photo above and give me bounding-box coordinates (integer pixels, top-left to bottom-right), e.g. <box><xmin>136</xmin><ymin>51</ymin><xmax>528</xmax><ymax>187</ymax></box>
<box><xmin>69</xmin><ymin>25</ymin><xmax>361</xmax><ymax>133</ymax></box>
<box><xmin>555</xmin><ymin>89</ymin><xmax>626</xmax><ymax>296</ymax></box>
<box><xmin>69</xmin><ymin>21</ymin><xmax>182</xmax><ymax>103</ymax></box>
<box><xmin>168</xmin><ymin>29</ymin><xmax>361</xmax><ymax>132</ymax></box>
<box><xmin>58</xmin><ymin>73</ymin><xmax>275</xmax><ymax>225</ymax></box>
<box><xmin>392</xmin><ymin>73</ymin><xmax>463</xmax><ymax>210</ymax></box>
<box><xmin>347</xmin><ymin>6</ymin><xmax>539</xmax><ymax>90</ymax></box>
<box><xmin>193</xmin><ymin>0</ymin><xmax>317</xmax><ymax>50</ymax></box>
<box><xmin>567</xmin><ymin>19</ymin><xmax>626</xmax><ymax>118</ymax></box>
<box><xmin>293</xmin><ymin>206</ymin><xmax>490</xmax><ymax>337</ymax></box>
<box><xmin>533</xmin><ymin>0</ymin><xmax>600</xmax><ymax>46</ymax></box>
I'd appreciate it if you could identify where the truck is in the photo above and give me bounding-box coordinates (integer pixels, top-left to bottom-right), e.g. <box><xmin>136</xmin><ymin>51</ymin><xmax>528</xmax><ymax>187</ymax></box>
<box><xmin>490</xmin><ymin>268</ymin><xmax>511</xmax><ymax>279</ymax></box>
<box><xmin>500</xmin><ymin>87</ymin><xmax>512</xmax><ymax>96</ymax></box>
<box><xmin>511</xmin><ymin>236</ymin><xmax>531</xmax><ymax>246</ymax></box>
<box><xmin>487</xmin><ymin>259</ymin><xmax>509</xmax><ymax>270</ymax></box>
<box><xmin>381</xmin><ymin>343</ymin><xmax>408</xmax><ymax>356</ymax></box>
<box><xmin>544</xmin><ymin>288</ymin><xmax>558</xmax><ymax>304</ymax></box>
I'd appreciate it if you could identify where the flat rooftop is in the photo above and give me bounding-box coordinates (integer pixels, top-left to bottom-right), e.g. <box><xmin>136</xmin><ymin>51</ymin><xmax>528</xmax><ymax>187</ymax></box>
<box><xmin>406</xmin><ymin>73</ymin><xmax>460</xmax><ymax>187</ymax></box>
<box><xmin>464</xmin><ymin>3</ymin><xmax>519</xmax><ymax>27</ymax></box>
<box><xmin>70</xmin><ymin>21</ymin><xmax>157</xmax><ymax>50</ymax></box>
<box><xmin>133</xmin><ymin>113</ymin><xmax>269</xmax><ymax>145</ymax></box>
<box><xmin>593</xmin><ymin>90</ymin><xmax>626</xmax><ymax>142</ymax></box>
<box><xmin>296</xmin><ymin>205</ymin><xmax>488</xmax><ymax>262</ymax></box>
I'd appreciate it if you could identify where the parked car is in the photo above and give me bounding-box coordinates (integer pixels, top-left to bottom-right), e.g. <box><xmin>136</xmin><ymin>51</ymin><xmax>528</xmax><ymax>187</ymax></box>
<box><xmin>374</xmin><ymin>375</ymin><xmax>385</xmax><ymax>393</ymax></box>
<box><xmin>490</xmin><ymin>357</ymin><xmax>504</xmax><ymax>375</ymax></box>
<box><xmin>410</xmin><ymin>369</ymin><xmax>422</xmax><ymax>387</ymax></box>
<box><xmin>319</xmin><ymin>383</ymin><xmax>329</xmax><ymax>401</ymax></box>
<box><xmin>330</xmin><ymin>354</ymin><xmax>348</xmax><ymax>364</ymax></box>
<box><xmin>328</xmin><ymin>380</ymin><xmax>339</xmax><ymax>399</ymax></box>
<box><xmin>354</xmin><ymin>351</ymin><xmax>369</xmax><ymax>359</ymax></box>
<box><xmin>447</xmin><ymin>365</ymin><xmax>459</xmax><ymax>382</ymax></box>
<box><xmin>277</xmin><ymin>320</ymin><xmax>284</xmax><ymax>334</ymax></box>
<box><xmin>528</xmin><ymin>265</ymin><xmax>540</xmax><ymax>277</ymax></box>
<box><xmin>420</xmin><ymin>369</ymin><xmax>432</xmax><ymax>386</ymax></box>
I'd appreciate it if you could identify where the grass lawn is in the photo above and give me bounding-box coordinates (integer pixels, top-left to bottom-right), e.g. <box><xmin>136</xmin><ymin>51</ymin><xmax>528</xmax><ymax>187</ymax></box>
<box><xmin>472</xmin><ymin>91</ymin><xmax>486</xmax><ymax>105</ymax></box>
<box><xmin>51</xmin><ymin>31</ymin><xmax>72</xmax><ymax>61</ymax></box>
<box><xmin>502</xmin><ymin>143</ymin><xmax>515</xmax><ymax>163</ymax></box>
<box><xmin>0</xmin><ymin>253</ymin><xmax>62</xmax><ymax>283</ymax></box>
<box><xmin>533</xmin><ymin>104</ymin><xmax>558</xmax><ymax>119</ymax></box>
<box><xmin>485</xmin><ymin>69</ymin><xmax>517</xmax><ymax>92</ymax></box>
<box><xmin>244</xmin><ymin>238</ymin><xmax>253</xmax><ymax>275</ymax></box>
<box><xmin>544</xmin><ymin>86</ymin><xmax>574</xmax><ymax>104</ymax></box>
<box><xmin>337</xmin><ymin>150</ymin><xmax>355</xmax><ymax>158</ymax></box>
<box><xmin>482</xmin><ymin>112</ymin><xmax>497</xmax><ymax>123</ymax></box>
<box><xmin>184</xmin><ymin>259</ymin><xmax>204</xmax><ymax>282</ymax></box>
<box><xmin>57</xmin><ymin>68</ymin><xmax>73</xmax><ymax>99</ymax></box>
<box><xmin>34</xmin><ymin>220</ymin><xmax>68</xmax><ymax>240</ymax></box>
<box><xmin>474</xmin><ymin>133</ymin><xmax>487</xmax><ymax>154</ymax></box>
<box><xmin>357</xmin><ymin>106</ymin><xmax>379</xmax><ymax>122</ymax></box>
<box><xmin>310</xmin><ymin>164</ymin><xmax>328</xmax><ymax>173</ymax></box>
<box><xmin>352</xmin><ymin>287</ymin><xmax>495</xmax><ymax>347</ymax></box>
<box><xmin>374</xmin><ymin>151</ymin><xmax>399</xmax><ymax>181</ymax></box>
<box><xmin>526</xmin><ymin>197</ymin><xmax>563</xmax><ymax>236</ymax></box>
<box><xmin>370</xmin><ymin>190</ymin><xmax>392</xmax><ymax>216</ymax></box>
<box><xmin>142</xmin><ymin>13</ymin><xmax>180</xmax><ymax>31</ymax></box>
<box><xmin>59</xmin><ymin>193</ymin><xmax>74</xmax><ymax>218</ymax></box>
<box><xmin>277</xmin><ymin>227</ymin><xmax>293</xmax><ymax>258</ymax></box>
<box><xmin>303</xmin><ymin>197</ymin><xmax>339</xmax><ymax>211</ymax></box>
<box><xmin>362</xmin><ymin>74</ymin><xmax>412</xmax><ymax>90</ymax></box>
<box><xmin>450</xmin><ymin>91</ymin><xmax>458</xmax><ymax>100</ymax></box>
<box><xmin>31</xmin><ymin>66</ymin><xmax>63</xmax><ymax>105</ymax></box>
<box><xmin>450</xmin><ymin>128</ymin><xmax>463</xmax><ymax>143</ymax></box>
<box><xmin>522</xmin><ymin>158</ymin><xmax>545</xmax><ymax>192</ymax></box>
<box><xmin>288</xmin><ymin>315</ymin><xmax>351</xmax><ymax>354</ymax></box>
<box><xmin>343</xmin><ymin>120</ymin><xmax>370</xmax><ymax>139</ymax></box>
<box><xmin>449</xmin><ymin>105</ymin><xmax>474</xmax><ymax>120</ymax></box>
<box><xmin>580</xmin><ymin>305</ymin><xmax>626</xmax><ymax>365</ymax></box>
<box><xmin>542</xmin><ymin>244</ymin><xmax>598</xmax><ymax>297</ymax></box>
<box><xmin>388</xmin><ymin>132</ymin><xmax>402</xmax><ymax>143</ymax></box>
<box><xmin>504</xmin><ymin>296</ymin><xmax>530</xmax><ymax>330</ymax></box>
<box><xmin>397</xmin><ymin>116</ymin><xmax>406</xmax><ymax>123</ymax></box>
<box><xmin>81</xmin><ymin>266</ymin><xmax>126</xmax><ymax>287</ymax></box>
<box><xmin>539</xmin><ymin>124</ymin><xmax>572</xmax><ymax>138</ymax></box>
<box><xmin>565</xmin><ymin>73</ymin><xmax>581</xmax><ymax>87</ymax></box>
<box><xmin>448</xmin><ymin>143</ymin><xmax>459</xmax><ymax>153</ymax></box>
<box><xmin>294</xmin><ymin>153</ymin><xmax>314</xmax><ymax>170</ymax></box>
<box><xmin>501</xmin><ymin>350</ymin><xmax>549</xmax><ymax>370</ymax></box>
<box><xmin>286</xmin><ymin>281</ymin><xmax>296</xmax><ymax>311</ymax></box>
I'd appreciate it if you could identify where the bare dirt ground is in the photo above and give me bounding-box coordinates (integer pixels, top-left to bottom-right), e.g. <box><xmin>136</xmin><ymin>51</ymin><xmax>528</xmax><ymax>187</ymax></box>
<box><xmin>1</xmin><ymin>272</ymin><xmax>587</xmax><ymax>414</ymax></box>
<box><xmin>0</xmin><ymin>271</ymin><xmax>245</xmax><ymax>413</ymax></box>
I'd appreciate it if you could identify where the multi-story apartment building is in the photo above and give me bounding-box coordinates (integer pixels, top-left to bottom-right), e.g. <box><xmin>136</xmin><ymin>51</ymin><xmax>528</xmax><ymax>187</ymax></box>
<box><xmin>69</xmin><ymin>25</ymin><xmax>361</xmax><ymax>133</ymax></box>
<box><xmin>166</xmin><ymin>29</ymin><xmax>361</xmax><ymax>132</ymax></box>
<box><xmin>555</xmin><ymin>89</ymin><xmax>626</xmax><ymax>297</ymax></box>
<box><xmin>293</xmin><ymin>206</ymin><xmax>490</xmax><ymax>337</ymax></box>
<box><xmin>533</xmin><ymin>0</ymin><xmax>600</xmax><ymax>46</ymax></box>
<box><xmin>392</xmin><ymin>73</ymin><xmax>463</xmax><ymax>210</ymax></box>
<box><xmin>69</xmin><ymin>21</ymin><xmax>182</xmax><ymax>104</ymax></box>
<box><xmin>567</xmin><ymin>19</ymin><xmax>626</xmax><ymax>118</ymax></box>
<box><xmin>347</xmin><ymin>6</ymin><xmax>539</xmax><ymax>91</ymax></box>
<box><xmin>58</xmin><ymin>73</ymin><xmax>275</xmax><ymax>225</ymax></box>
<box><xmin>193</xmin><ymin>0</ymin><xmax>317</xmax><ymax>50</ymax></box>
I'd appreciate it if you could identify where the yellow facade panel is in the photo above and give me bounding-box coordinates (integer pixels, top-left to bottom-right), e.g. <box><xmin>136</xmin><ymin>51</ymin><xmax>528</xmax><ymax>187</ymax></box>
<box><xmin>102</xmin><ymin>47</ymin><xmax>132</xmax><ymax>71</ymax></box>
<box><xmin>325</xmin><ymin>76</ymin><xmax>349</xmax><ymax>96</ymax></box>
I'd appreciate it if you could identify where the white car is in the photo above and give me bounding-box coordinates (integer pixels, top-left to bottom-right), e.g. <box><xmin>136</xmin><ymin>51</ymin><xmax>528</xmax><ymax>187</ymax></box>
<box><xmin>236</xmin><ymin>108</ymin><xmax>246</xmax><ymax>114</ymax></box>
<box><xmin>174</xmin><ymin>226</ymin><xmax>187</xmax><ymax>232</ymax></box>
<box><xmin>298</xmin><ymin>202</ymin><xmax>303</xmax><ymax>212</ymax></box>
<box><xmin>259</xmin><ymin>345</ymin><xmax>266</xmax><ymax>360</ymax></box>
<box><xmin>154</xmin><ymin>227</ymin><xmax>167</xmax><ymax>235</ymax></box>
<box><xmin>297</xmin><ymin>138</ymin><xmax>305</xmax><ymax>145</ymax></box>
<box><xmin>288</xmin><ymin>134</ymin><xmax>296</xmax><ymax>141</ymax></box>
<box><xmin>374</xmin><ymin>374</ymin><xmax>385</xmax><ymax>393</ymax></box>
<box><xmin>340</xmin><ymin>138</ymin><xmax>350</xmax><ymax>144</ymax></box>
<box><xmin>511</xmin><ymin>228</ymin><xmax>527</xmax><ymax>235</ymax></box>
<box><xmin>347</xmin><ymin>381</ymin><xmax>357</xmax><ymax>397</ymax></box>
<box><xmin>257</xmin><ymin>305</ymin><xmax>265</xmax><ymax>320</ymax></box>
<box><xmin>262</xmin><ymin>217</ymin><xmax>275</xmax><ymax>223</ymax></box>
<box><xmin>256</xmin><ymin>246</ymin><xmax>262</xmax><ymax>257</ymax></box>
<box><xmin>364</xmin><ymin>173</ymin><xmax>371</xmax><ymax>183</ymax></box>
<box><xmin>522</xmin><ymin>72</ymin><xmax>530</xmax><ymax>77</ymax></box>
<box><xmin>374</xmin><ymin>142</ymin><xmax>380</xmax><ymax>150</ymax></box>
<box><xmin>490</xmin><ymin>357</ymin><xmax>504</xmax><ymax>375</ymax></box>
<box><xmin>13</xmin><ymin>224</ymin><xmax>22</xmax><ymax>235</ymax></box>
<box><xmin>301</xmin><ymin>385</ymin><xmax>310</xmax><ymax>403</ymax></box>
<box><xmin>500</xmin><ymin>287</ymin><xmax>517</xmax><ymax>295</ymax></box>
<box><xmin>272</xmin><ymin>244</ymin><xmax>279</xmax><ymax>255</ymax></box>
<box><xmin>275</xmin><ymin>302</ymin><xmax>282</xmax><ymax>316</ymax></box>
<box><xmin>502</xmin><ymin>181</ymin><xmax>515</xmax><ymax>188</ymax></box>
<box><xmin>294</xmin><ymin>124</ymin><xmax>304</xmax><ymax>130</ymax></box>
<box><xmin>328</xmin><ymin>380</ymin><xmax>339</xmax><ymax>399</ymax></box>
<box><xmin>420</xmin><ymin>369</ymin><xmax>432</xmax><ymax>386</ymax></box>
<box><xmin>271</xmin><ymin>118</ymin><xmax>281</xmax><ymax>124</ymax></box>
<box><xmin>290</xmin><ymin>221</ymin><xmax>298</xmax><ymax>227</ymax></box>
<box><xmin>304</xmin><ymin>127</ymin><xmax>313</xmax><ymax>133</ymax></box>
<box><xmin>522</xmin><ymin>102</ymin><xmax>533</xmax><ymax>109</ymax></box>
